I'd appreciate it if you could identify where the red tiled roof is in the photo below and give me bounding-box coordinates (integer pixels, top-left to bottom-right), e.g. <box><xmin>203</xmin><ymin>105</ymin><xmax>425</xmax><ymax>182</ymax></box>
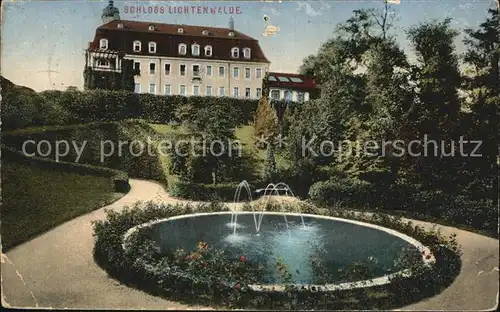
<box><xmin>89</xmin><ymin>20</ymin><xmax>270</xmax><ymax>63</ymax></box>
<box><xmin>266</xmin><ymin>72</ymin><xmax>317</xmax><ymax>90</ymax></box>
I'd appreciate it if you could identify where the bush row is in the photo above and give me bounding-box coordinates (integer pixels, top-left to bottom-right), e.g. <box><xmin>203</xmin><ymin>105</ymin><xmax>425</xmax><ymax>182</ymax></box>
<box><xmin>168</xmin><ymin>180</ymin><xmax>260</xmax><ymax>201</ymax></box>
<box><xmin>308</xmin><ymin>177</ymin><xmax>497</xmax><ymax>236</ymax></box>
<box><xmin>1</xmin><ymin>88</ymin><xmax>259</xmax><ymax>130</ymax></box>
<box><xmin>92</xmin><ymin>201</ymin><xmax>462</xmax><ymax>310</ymax></box>
<box><xmin>1</xmin><ymin>145</ymin><xmax>130</xmax><ymax>193</ymax></box>
<box><xmin>2</xmin><ymin>120</ymin><xmax>168</xmax><ymax>188</ymax></box>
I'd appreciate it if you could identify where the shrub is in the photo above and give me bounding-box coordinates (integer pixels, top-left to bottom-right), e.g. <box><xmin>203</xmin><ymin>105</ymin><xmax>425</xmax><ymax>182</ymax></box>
<box><xmin>168</xmin><ymin>180</ymin><xmax>254</xmax><ymax>201</ymax></box>
<box><xmin>308</xmin><ymin>177</ymin><xmax>373</xmax><ymax>208</ymax></box>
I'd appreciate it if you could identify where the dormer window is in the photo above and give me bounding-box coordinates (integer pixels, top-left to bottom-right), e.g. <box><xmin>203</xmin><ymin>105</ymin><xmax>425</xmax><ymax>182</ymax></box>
<box><xmin>191</xmin><ymin>44</ymin><xmax>200</xmax><ymax>56</ymax></box>
<box><xmin>202</xmin><ymin>29</ymin><xmax>209</xmax><ymax>35</ymax></box>
<box><xmin>177</xmin><ymin>27</ymin><xmax>184</xmax><ymax>34</ymax></box>
<box><xmin>205</xmin><ymin>45</ymin><xmax>212</xmax><ymax>57</ymax></box>
<box><xmin>178</xmin><ymin>43</ymin><xmax>187</xmax><ymax>55</ymax></box>
<box><xmin>117</xmin><ymin>23</ymin><xmax>124</xmax><ymax>29</ymax></box>
<box><xmin>133</xmin><ymin>40</ymin><xmax>141</xmax><ymax>52</ymax></box>
<box><xmin>231</xmin><ymin>47</ymin><xmax>239</xmax><ymax>58</ymax></box>
<box><xmin>99</xmin><ymin>39</ymin><xmax>108</xmax><ymax>50</ymax></box>
<box><xmin>148</xmin><ymin>25</ymin><xmax>155</xmax><ymax>31</ymax></box>
<box><xmin>228</xmin><ymin>31</ymin><xmax>235</xmax><ymax>37</ymax></box>
<box><xmin>149</xmin><ymin>41</ymin><xmax>156</xmax><ymax>53</ymax></box>
<box><xmin>243</xmin><ymin>48</ymin><xmax>251</xmax><ymax>59</ymax></box>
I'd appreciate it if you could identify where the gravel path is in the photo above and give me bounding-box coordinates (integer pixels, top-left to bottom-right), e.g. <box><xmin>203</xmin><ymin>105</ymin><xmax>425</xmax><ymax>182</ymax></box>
<box><xmin>1</xmin><ymin>179</ymin><xmax>498</xmax><ymax>310</ymax></box>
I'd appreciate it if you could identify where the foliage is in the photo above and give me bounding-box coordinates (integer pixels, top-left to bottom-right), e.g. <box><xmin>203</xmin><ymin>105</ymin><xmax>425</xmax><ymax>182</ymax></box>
<box><xmin>264</xmin><ymin>144</ymin><xmax>277</xmax><ymax>182</ymax></box>
<box><xmin>0</xmin><ymin>85</ymin><xmax>259</xmax><ymax>131</ymax></box>
<box><xmin>253</xmin><ymin>95</ymin><xmax>279</xmax><ymax>147</ymax></box>
<box><xmin>1</xmin><ymin>120</ymin><xmax>166</xmax><ymax>186</ymax></box>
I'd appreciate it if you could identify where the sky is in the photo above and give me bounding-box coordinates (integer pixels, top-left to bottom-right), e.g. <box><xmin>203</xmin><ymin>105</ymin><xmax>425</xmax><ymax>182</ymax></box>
<box><xmin>1</xmin><ymin>0</ymin><xmax>497</xmax><ymax>91</ymax></box>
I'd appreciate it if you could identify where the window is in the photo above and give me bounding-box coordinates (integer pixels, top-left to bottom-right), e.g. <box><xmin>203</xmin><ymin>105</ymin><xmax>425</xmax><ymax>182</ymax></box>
<box><xmin>149</xmin><ymin>83</ymin><xmax>156</xmax><ymax>94</ymax></box>
<box><xmin>268</xmin><ymin>76</ymin><xmax>277</xmax><ymax>81</ymax></box>
<box><xmin>99</xmin><ymin>39</ymin><xmax>108</xmax><ymax>50</ymax></box>
<box><xmin>297</xmin><ymin>92</ymin><xmax>305</xmax><ymax>103</ymax></box>
<box><xmin>164</xmin><ymin>84</ymin><xmax>171</xmax><ymax>95</ymax></box>
<box><xmin>178</xmin><ymin>43</ymin><xmax>187</xmax><ymax>55</ymax></box>
<box><xmin>206</xmin><ymin>86</ymin><xmax>212</xmax><ymax>96</ymax></box>
<box><xmin>218</xmin><ymin>66</ymin><xmax>225</xmax><ymax>77</ymax></box>
<box><xmin>271</xmin><ymin>90</ymin><xmax>280</xmax><ymax>100</ymax></box>
<box><xmin>192</xmin><ymin>65</ymin><xmax>200</xmax><ymax>76</ymax></box>
<box><xmin>233</xmin><ymin>67</ymin><xmax>240</xmax><ymax>79</ymax></box>
<box><xmin>180</xmin><ymin>64</ymin><xmax>186</xmax><ymax>76</ymax></box>
<box><xmin>243</xmin><ymin>48</ymin><xmax>251</xmax><ymax>59</ymax></box>
<box><xmin>133</xmin><ymin>41</ymin><xmax>141</xmax><ymax>52</ymax></box>
<box><xmin>231</xmin><ymin>47</ymin><xmax>239</xmax><ymax>58</ymax></box>
<box><xmin>179</xmin><ymin>85</ymin><xmax>186</xmax><ymax>96</ymax></box>
<box><xmin>149</xmin><ymin>63</ymin><xmax>156</xmax><ymax>74</ymax></box>
<box><xmin>228</xmin><ymin>31</ymin><xmax>235</xmax><ymax>37</ymax></box>
<box><xmin>284</xmin><ymin>90</ymin><xmax>292</xmax><ymax>102</ymax></box>
<box><xmin>233</xmin><ymin>87</ymin><xmax>239</xmax><ymax>97</ymax></box>
<box><xmin>134</xmin><ymin>83</ymin><xmax>141</xmax><ymax>93</ymax></box>
<box><xmin>148</xmin><ymin>24</ymin><xmax>155</xmax><ymax>31</ymax></box>
<box><xmin>193</xmin><ymin>85</ymin><xmax>200</xmax><ymax>96</ymax></box>
<box><xmin>256</xmin><ymin>68</ymin><xmax>262</xmax><ymax>79</ymax></box>
<box><xmin>192</xmin><ymin>44</ymin><xmax>200</xmax><ymax>56</ymax></box>
<box><xmin>206</xmin><ymin>65</ymin><xmax>212</xmax><ymax>77</ymax></box>
<box><xmin>117</xmin><ymin>23</ymin><xmax>124</xmax><ymax>29</ymax></box>
<box><xmin>149</xmin><ymin>42</ymin><xmax>156</xmax><ymax>53</ymax></box>
<box><xmin>290</xmin><ymin>77</ymin><xmax>304</xmax><ymax>83</ymax></box>
<box><xmin>245</xmin><ymin>68</ymin><xmax>251</xmax><ymax>79</ymax></box>
<box><xmin>245</xmin><ymin>87</ymin><xmax>251</xmax><ymax>98</ymax></box>
<box><xmin>278</xmin><ymin>76</ymin><xmax>290</xmax><ymax>82</ymax></box>
<box><xmin>202</xmin><ymin>29</ymin><xmax>209</xmax><ymax>35</ymax></box>
<box><xmin>164</xmin><ymin>64</ymin><xmax>171</xmax><ymax>75</ymax></box>
<box><xmin>178</xmin><ymin>27</ymin><xmax>184</xmax><ymax>33</ymax></box>
<box><xmin>133</xmin><ymin>61</ymin><xmax>140</xmax><ymax>71</ymax></box>
<box><xmin>256</xmin><ymin>88</ymin><xmax>262</xmax><ymax>98</ymax></box>
<box><xmin>97</xmin><ymin>59</ymin><xmax>109</xmax><ymax>67</ymax></box>
<box><xmin>219</xmin><ymin>87</ymin><xmax>225</xmax><ymax>96</ymax></box>
<box><xmin>205</xmin><ymin>45</ymin><xmax>212</xmax><ymax>56</ymax></box>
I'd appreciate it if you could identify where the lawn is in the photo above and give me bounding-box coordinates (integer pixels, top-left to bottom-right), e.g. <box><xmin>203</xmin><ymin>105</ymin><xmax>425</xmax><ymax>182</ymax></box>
<box><xmin>1</xmin><ymin>160</ymin><xmax>124</xmax><ymax>250</ymax></box>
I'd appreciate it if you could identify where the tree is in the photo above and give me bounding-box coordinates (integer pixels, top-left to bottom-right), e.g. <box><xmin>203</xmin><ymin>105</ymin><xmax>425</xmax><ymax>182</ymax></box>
<box><xmin>404</xmin><ymin>18</ymin><xmax>462</xmax><ymax>191</ymax></box>
<box><xmin>264</xmin><ymin>144</ymin><xmax>277</xmax><ymax>182</ymax></box>
<box><xmin>459</xmin><ymin>8</ymin><xmax>499</xmax><ymax>198</ymax></box>
<box><xmin>253</xmin><ymin>95</ymin><xmax>279</xmax><ymax>148</ymax></box>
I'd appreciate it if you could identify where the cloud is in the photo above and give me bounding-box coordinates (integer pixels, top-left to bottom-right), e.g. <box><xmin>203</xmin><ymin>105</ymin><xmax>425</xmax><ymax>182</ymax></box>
<box><xmin>296</xmin><ymin>1</ymin><xmax>330</xmax><ymax>17</ymax></box>
<box><xmin>296</xmin><ymin>2</ymin><xmax>321</xmax><ymax>17</ymax></box>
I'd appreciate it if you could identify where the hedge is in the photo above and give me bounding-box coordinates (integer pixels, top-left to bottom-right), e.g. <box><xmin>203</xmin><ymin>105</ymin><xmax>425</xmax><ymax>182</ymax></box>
<box><xmin>2</xmin><ymin>88</ymin><xmax>259</xmax><ymax>131</ymax></box>
<box><xmin>168</xmin><ymin>180</ymin><xmax>260</xmax><ymax>201</ymax></box>
<box><xmin>1</xmin><ymin>120</ymin><xmax>167</xmax><ymax>186</ymax></box>
<box><xmin>92</xmin><ymin>200</ymin><xmax>462</xmax><ymax>310</ymax></box>
<box><xmin>1</xmin><ymin>145</ymin><xmax>130</xmax><ymax>193</ymax></box>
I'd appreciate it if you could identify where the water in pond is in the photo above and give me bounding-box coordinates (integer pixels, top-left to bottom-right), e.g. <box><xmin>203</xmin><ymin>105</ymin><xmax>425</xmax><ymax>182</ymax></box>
<box><xmin>148</xmin><ymin>213</ymin><xmax>416</xmax><ymax>284</ymax></box>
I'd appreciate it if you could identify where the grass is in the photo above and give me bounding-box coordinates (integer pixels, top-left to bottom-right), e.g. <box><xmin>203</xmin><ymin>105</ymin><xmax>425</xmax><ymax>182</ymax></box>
<box><xmin>1</xmin><ymin>161</ymin><xmax>125</xmax><ymax>250</ymax></box>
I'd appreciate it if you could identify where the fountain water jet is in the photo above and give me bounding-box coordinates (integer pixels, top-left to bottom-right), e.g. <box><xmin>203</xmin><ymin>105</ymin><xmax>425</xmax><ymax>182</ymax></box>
<box><xmin>231</xmin><ymin>181</ymin><xmax>305</xmax><ymax>234</ymax></box>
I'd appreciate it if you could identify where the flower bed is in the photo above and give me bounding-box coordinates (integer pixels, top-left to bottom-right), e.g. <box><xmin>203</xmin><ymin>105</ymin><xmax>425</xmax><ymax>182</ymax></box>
<box><xmin>92</xmin><ymin>201</ymin><xmax>462</xmax><ymax>310</ymax></box>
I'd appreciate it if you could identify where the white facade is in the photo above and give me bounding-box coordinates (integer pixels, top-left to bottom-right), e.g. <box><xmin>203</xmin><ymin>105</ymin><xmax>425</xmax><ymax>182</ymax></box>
<box><xmin>269</xmin><ymin>88</ymin><xmax>310</xmax><ymax>103</ymax></box>
<box><xmin>127</xmin><ymin>55</ymin><xmax>269</xmax><ymax>99</ymax></box>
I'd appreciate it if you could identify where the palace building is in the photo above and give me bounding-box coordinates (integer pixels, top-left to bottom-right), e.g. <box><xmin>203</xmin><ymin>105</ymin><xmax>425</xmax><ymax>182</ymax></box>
<box><xmin>85</xmin><ymin>1</ymin><xmax>270</xmax><ymax>99</ymax></box>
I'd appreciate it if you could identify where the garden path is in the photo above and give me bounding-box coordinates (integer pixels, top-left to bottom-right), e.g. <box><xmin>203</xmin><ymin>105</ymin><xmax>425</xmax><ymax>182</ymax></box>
<box><xmin>2</xmin><ymin>179</ymin><xmax>498</xmax><ymax>310</ymax></box>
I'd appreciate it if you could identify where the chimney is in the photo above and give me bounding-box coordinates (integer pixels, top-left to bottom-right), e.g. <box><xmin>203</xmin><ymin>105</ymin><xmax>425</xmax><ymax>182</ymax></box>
<box><xmin>229</xmin><ymin>16</ymin><xmax>234</xmax><ymax>30</ymax></box>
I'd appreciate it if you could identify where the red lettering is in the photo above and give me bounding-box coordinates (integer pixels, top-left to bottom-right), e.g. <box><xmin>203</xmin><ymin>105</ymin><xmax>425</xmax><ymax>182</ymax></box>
<box><xmin>124</xmin><ymin>6</ymin><xmax>128</xmax><ymax>13</ymax></box>
<box><xmin>229</xmin><ymin>7</ymin><xmax>234</xmax><ymax>14</ymax></box>
<box><xmin>236</xmin><ymin>7</ymin><xmax>241</xmax><ymax>14</ymax></box>
<box><xmin>203</xmin><ymin>6</ymin><xmax>208</xmax><ymax>14</ymax></box>
<box><xmin>211</xmin><ymin>8</ymin><xmax>216</xmax><ymax>14</ymax></box>
<box><xmin>197</xmin><ymin>6</ymin><xmax>202</xmax><ymax>14</ymax></box>
<box><xmin>183</xmin><ymin>6</ymin><xmax>189</xmax><ymax>14</ymax></box>
<box><xmin>160</xmin><ymin>6</ymin><xmax>164</xmax><ymax>14</ymax></box>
